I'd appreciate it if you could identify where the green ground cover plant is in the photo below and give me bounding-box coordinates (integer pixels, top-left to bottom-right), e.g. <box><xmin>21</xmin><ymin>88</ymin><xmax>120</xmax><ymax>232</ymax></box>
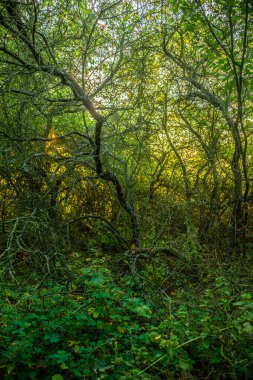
<box><xmin>0</xmin><ymin>260</ymin><xmax>252</xmax><ymax>379</ymax></box>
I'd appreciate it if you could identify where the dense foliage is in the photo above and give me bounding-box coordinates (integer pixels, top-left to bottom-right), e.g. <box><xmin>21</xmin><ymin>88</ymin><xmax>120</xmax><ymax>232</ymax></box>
<box><xmin>1</xmin><ymin>260</ymin><xmax>253</xmax><ymax>379</ymax></box>
<box><xmin>0</xmin><ymin>0</ymin><xmax>253</xmax><ymax>378</ymax></box>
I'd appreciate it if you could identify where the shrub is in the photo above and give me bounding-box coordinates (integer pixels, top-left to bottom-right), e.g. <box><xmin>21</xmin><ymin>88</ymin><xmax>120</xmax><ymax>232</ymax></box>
<box><xmin>0</xmin><ymin>262</ymin><xmax>252</xmax><ymax>379</ymax></box>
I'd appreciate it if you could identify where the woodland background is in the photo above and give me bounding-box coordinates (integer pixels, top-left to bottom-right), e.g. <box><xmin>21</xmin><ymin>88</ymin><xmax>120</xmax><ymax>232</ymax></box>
<box><xmin>0</xmin><ymin>0</ymin><xmax>253</xmax><ymax>379</ymax></box>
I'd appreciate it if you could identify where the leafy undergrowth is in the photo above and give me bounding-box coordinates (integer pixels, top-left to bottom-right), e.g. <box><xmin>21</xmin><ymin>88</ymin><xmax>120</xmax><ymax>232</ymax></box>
<box><xmin>0</xmin><ymin>259</ymin><xmax>253</xmax><ymax>379</ymax></box>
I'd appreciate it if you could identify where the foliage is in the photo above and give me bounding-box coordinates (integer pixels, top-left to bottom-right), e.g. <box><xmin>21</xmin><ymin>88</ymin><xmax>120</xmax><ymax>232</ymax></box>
<box><xmin>0</xmin><ymin>1</ymin><xmax>253</xmax><ymax>378</ymax></box>
<box><xmin>0</xmin><ymin>0</ymin><xmax>253</xmax><ymax>256</ymax></box>
<box><xmin>0</xmin><ymin>261</ymin><xmax>253</xmax><ymax>379</ymax></box>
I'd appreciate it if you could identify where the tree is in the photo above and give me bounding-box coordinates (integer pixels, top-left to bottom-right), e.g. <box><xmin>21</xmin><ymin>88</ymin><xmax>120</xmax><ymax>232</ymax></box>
<box><xmin>160</xmin><ymin>0</ymin><xmax>253</xmax><ymax>253</ymax></box>
<box><xmin>0</xmin><ymin>0</ymin><xmax>143</xmax><ymax>259</ymax></box>
<box><xmin>1</xmin><ymin>0</ymin><xmax>253</xmax><ymax>276</ymax></box>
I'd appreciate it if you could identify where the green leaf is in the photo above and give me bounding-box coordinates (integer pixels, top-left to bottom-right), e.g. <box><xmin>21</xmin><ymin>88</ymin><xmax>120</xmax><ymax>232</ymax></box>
<box><xmin>45</xmin><ymin>332</ymin><xmax>60</xmax><ymax>343</ymax></box>
<box><xmin>52</xmin><ymin>375</ymin><xmax>64</xmax><ymax>380</ymax></box>
<box><xmin>7</xmin><ymin>364</ymin><xmax>15</xmax><ymax>375</ymax></box>
<box><xmin>60</xmin><ymin>363</ymin><xmax>69</xmax><ymax>370</ymax></box>
<box><xmin>179</xmin><ymin>357</ymin><xmax>192</xmax><ymax>370</ymax></box>
<box><xmin>233</xmin><ymin>301</ymin><xmax>244</xmax><ymax>306</ymax></box>
<box><xmin>242</xmin><ymin>294</ymin><xmax>252</xmax><ymax>300</ymax></box>
<box><xmin>243</xmin><ymin>322</ymin><xmax>253</xmax><ymax>333</ymax></box>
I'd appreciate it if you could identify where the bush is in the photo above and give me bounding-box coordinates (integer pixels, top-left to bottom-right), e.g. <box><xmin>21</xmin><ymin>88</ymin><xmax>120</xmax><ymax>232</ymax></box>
<box><xmin>0</xmin><ymin>262</ymin><xmax>252</xmax><ymax>379</ymax></box>
<box><xmin>0</xmin><ymin>262</ymin><xmax>157</xmax><ymax>379</ymax></box>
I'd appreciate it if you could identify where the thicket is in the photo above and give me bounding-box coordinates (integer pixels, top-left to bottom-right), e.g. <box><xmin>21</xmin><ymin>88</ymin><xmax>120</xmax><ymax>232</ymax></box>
<box><xmin>0</xmin><ymin>258</ymin><xmax>253</xmax><ymax>380</ymax></box>
<box><xmin>0</xmin><ymin>0</ymin><xmax>253</xmax><ymax>378</ymax></box>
